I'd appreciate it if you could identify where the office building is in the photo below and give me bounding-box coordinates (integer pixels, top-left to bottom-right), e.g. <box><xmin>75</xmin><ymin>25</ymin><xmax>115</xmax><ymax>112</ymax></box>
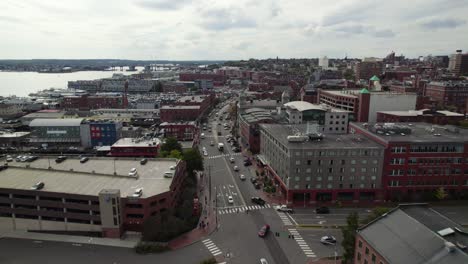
<box><xmin>259</xmin><ymin>124</ymin><xmax>385</xmax><ymax>205</ymax></box>
<box><xmin>355</xmin><ymin>60</ymin><xmax>383</xmax><ymax>81</ymax></box>
<box><xmin>424</xmin><ymin>80</ymin><xmax>468</xmax><ymax>113</ymax></box>
<box><xmin>448</xmin><ymin>50</ymin><xmax>468</xmax><ymax>76</ymax></box>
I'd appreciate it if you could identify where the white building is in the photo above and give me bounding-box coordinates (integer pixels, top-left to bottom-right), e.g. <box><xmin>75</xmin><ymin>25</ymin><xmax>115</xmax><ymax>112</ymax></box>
<box><xmin>319</xmin><ymin>56</ymin><xmax>329</xmax><ymax>69</ymax></box>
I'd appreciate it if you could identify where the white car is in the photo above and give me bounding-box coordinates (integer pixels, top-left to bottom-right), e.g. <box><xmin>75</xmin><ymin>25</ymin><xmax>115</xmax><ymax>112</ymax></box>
<box><xmin>320</xmin><ymin>236</ymin><xmax>337</xmax><ymax>245</ymax></box>
<box><xmin>230</xmin><ymin>157</ymin><xmax>235</xmax><ymax>163</ymax></box>
<box><xmin>275</xmin><ymin>205</ymin><xmax>294</xmax><ymax>213</ymax></box>
<box><xmin>203</xmin><ymin>151</ymin><xmax>208</xmax><ymax>156</ymax></box>
<box><xmin>260</xmin><ymin>258</ymin><xmax>268</xmax><ymax>264</ymax></box>
<box><xmin>239</xmin><ymin>174</ymin><xmax>246</xmax><ymax>180</ymax></box>
<box><xmin>228</xmin><ymin>196</ymin><xmax>234</xmax><ymax>204</ymax></box>
<box><xmin>233</xmin><ymin>166</ymin><xmax>239</xmax><ymax>171</ymax></box>
<box><xmin>6</xmin><ymin>157</ymin><xmax>13</xmax><ymax>162</ymax></box>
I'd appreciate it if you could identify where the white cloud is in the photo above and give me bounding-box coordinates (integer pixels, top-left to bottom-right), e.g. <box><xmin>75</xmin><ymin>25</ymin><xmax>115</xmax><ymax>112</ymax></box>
<box><xmin>0</xmin><ymin>0</ymin><xmax>467</xmax><ymax>60</ymax></box>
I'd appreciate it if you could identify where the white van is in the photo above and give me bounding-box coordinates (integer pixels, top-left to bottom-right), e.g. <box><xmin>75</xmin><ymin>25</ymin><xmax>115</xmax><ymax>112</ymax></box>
<box><xmin>201</xmin><ymin>133</ymin><xmax>205</xmax><ymax>139</ymax></box>
<box><xmin>164</xmin><ymin>172</ymin><xmax>174</xmax><ymax>178</ymax></box>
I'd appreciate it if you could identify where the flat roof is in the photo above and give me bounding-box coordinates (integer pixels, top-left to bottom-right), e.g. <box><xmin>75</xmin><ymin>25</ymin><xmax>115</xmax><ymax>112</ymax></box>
<box><xmin>112</xmin><ymin>138</ymin><xmax>161</xmax><ymax>147</ymax></box>
<box><xmin>1</xmin><ymin>158</ymin><xmax>178</xmax><ymax>198</ymax></box>
<box><xmin>29</xmin><ymin>118</ymin><xmax>84</xmax><ymax>127</ymax></box>
<box><xmin>378</xmin><ymin>110</ymin><xmax>464</xmax><ymax>117</ymax></box>
<box><xmin>160</xmin><ymin>105</ymin><xmax>200</xmax><ymax>110</ymax></box>
<box><xmin>351</xmin><ymin>122</ymin><xmax>468</xmax><ymax>143</ymax></box>
<box><xmin>21</xmin><ymin>111</ymin><xmax>65</xmax><ymax>119</ymax></box>
<box><xmin>0</xmin><ymin>132</ymin><xmax>30</xmax><ymax>138</ymax></box>
<box><xmin>260</xmin><ymin>124</ymin><xmax>383</xmax><ymax>149</ymax></box>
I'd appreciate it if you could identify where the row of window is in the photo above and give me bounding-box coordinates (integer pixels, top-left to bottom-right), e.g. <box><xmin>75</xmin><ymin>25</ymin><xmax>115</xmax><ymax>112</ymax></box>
<box><xmin>299</xmin><ymin>167</ymin><xmax>379</xmax><ymax>174</ymax></box>
<box><xmin>293</xmin><ymin>183</ymin><xmax>377</xmax><ymax>190</ymax></box>
<box><xmin>388</xmin><ymin>179</ymin><xmax>468</xmax><ymax>187</ymax></box>
<box><xmin>1</xmin><ymin>194</ymin><xmax>99</xmax><ymax>205</ymax></box>
<box><xmin>293</xmin><ymin>175</ymin><xmax>377</xmax><ymax>181</ymax></box>
<box><xmin>299</xmin><ymin>159</ymin><xmax>379</xmax><ymax>166</ymax></box>
<box><xmin>0</xmin><ymin>213</ymin><xmax>101</xmax><ymax>225</ymax></box>
<box><xmin>357</xmin><ymin>240</ymin><xmax>382</xmax><ymax>264</ymax></box>
<box><xmin>389</xmin><ymin>168</ymin><xmax>465</xmax><ymax>176</ymax></box>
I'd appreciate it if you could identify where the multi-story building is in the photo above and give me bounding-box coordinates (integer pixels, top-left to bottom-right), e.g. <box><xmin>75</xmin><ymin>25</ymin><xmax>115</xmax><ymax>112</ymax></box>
<box><xmin>355</xmin><ymin>60</ymin><xmax>383</xmax><ymax>81</ymax></box>
<box><xmin>110</xmin><ymin>138</ymin><xmax>160</xmax><ymax>157</ymax></box>
<box><xmin>283</xmin><ymin>101</ymin><xmax>350</xmax><ymax>133</ymax></box>
<box><xmin>350</xmin><ymin>122</ymin><xmax>468</xmax><ymax>201</ymax></box>
<box><xmin>84</xmin><ymin>120</ymin><xmax>122</xmax><ymax>147</ymax></box>
<box><xmin>20</xmin><ymin>110</ymin><xmax>66</xmax><ymax>126</ymax></box>
<box><xmin>62</xmin><ymin>94</ymin><xmax>127</xmax><ymax>110</ymax></box>
<box><xmin>0</xmin><ymin>132</ymin><xmax>30</xmax><ymax>148</ymax></box>
<box><xmin>159</xmin><ymin>122</ymin><xmax>197</xmax><ymax>141</ymax></box>
<box><xmin>318</xmin><ymin>88</ymin><xmax>417</xmax><ymax>122</ymax></box>
<box><xmin>179</xmin><ymin>73</ymin><xmax>226</xmax><ymax>86</ymax></box>
<box><xmin>424</xmin><ymin>80</ymin><xmax>468</xmax><ymax>112</ymax></box>
<box><xmin>238</xmin><ymin>108</ymin><xmax>276</xmax><ymax>154</ymax></box>
<box><xmin>160</xmin><ymin>105</ymin><xmax>202</xmax><ymax>122</ymax></box>
<box><xmin>355</xmin><ymin>204</ymin><xmax>468</xmax><ymax>264</ymax></box>
<box><xmin>29</xmin><ymin>119</ymin><xmax>90</xmax><ymax>148</ymax></box>
<box><xmin>100</xmin><ymin>79</ymin><xmax>157</xmax><ymax>93</ymax></box>
<box><xmin>448</xmin><ymin>50</ymin><xmax>468</xmax><ymax>76</ymax></box>
<box><xmin>0</xmin><ymin>157</ymin><xmax>186</xmax><ymax>238</ymax></box>
<box><xmin>67</xmin><ymin>80</ymin><xmax>101</xmax><ymax>93</ymax></box>
<box><xmin>259</xmin><ymin>124</ymin><xmax>385</xmax><ymax>205</ymax></box>
<box><xmin>376</xmin><ymin>109</ymin><xmax>464</xmax><ymax>125</ymax></box>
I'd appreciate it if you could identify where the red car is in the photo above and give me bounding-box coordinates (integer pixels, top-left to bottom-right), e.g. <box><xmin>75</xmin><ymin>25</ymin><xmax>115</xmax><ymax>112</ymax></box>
<box><xmin>258</xmin><ymin>224</ymin><xmax>270</xmax><ymax>237</ymax></box>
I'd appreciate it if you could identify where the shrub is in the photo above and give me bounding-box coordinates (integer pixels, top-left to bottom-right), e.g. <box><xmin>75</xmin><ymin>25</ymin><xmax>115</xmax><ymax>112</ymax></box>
<box><xmin>134</xmin><ymin>241</ymin><xmax>169</xmax><ymax>254</ymax></box>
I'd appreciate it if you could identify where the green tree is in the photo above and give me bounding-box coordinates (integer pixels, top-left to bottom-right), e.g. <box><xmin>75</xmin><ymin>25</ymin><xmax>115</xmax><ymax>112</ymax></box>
<box><xmin>343</xmin><ymin>68</ymin><xmax>355</xmax><ymax>80</ymax></box>
<box><xmin>434</xmin><ymin>187</ymin><xmax>448</xmax><ymax>200</ymax></box>
<box><xmin>183</xmin><ymin>148</ymin><xmax>204</xmax><ymax>177</ymax></box>
<box><xmin>168</xmin><ymin>150</ymin><xmax>183</xmax><ymax>159</ymax></box>
<box><xmin>341</xmin><ymin>212</ymin><xmax>359</xmax><ymax>263</ymax></box>
<box><xmin>160</xmin><ymin>137</ymin><xmax>182</xmax><ymax>154</ymax></box>
<box><xmin>360</xmin><ymin>207</ymin><xmax>390</xmax><ymax>225</ymax></box>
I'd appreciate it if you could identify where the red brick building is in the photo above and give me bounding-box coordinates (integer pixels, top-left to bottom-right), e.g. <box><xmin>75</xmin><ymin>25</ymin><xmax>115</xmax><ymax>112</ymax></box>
<box><xmin>179</xmin><ymin>73</ymin><xmax>226</xmax><ymax>86</ymax></box>
<box><xmin>238</xmin><ymin>108</ymin><xmax>275</xmax><ymax>153</ymax></box>
<box><xmin>355</xmin><ymin>61</ymin><xmax>383</xmax><ymax>81</ymax></box>
<box><xmin>160</xmin><ymin>105</ymin><xmax>202</xmax><ymax>122</ymax></box>
<box><xmin>62</xmin><ymin>94</ymin><xmax>127</xmax><ymax>110</ymax></box>
<box><xmin>248</xmin><ymin>82</ymin><xmax>269</xmax><ymax>92</ymax></box>
<box><xmin>376</xmin><ymin>109</ymin><xmax>464</xmax><ymax>125</ymax></box>
<box><xmin>159</xmin><ymin>122</ymin><xmax>198</xmax><ymax>141</ymax></box>
<box><xmin>110</xmin><ymin>138</ymin><xmax>160</xmax><ymax>157</ymax></box>
<box><xmin>350</xmin><ymin>122</ymin><xmax>468</xmax><ymax>201</ymax></box>
<box><xmin>424</xmin><ymin>80</ymin><xmax>468</xmax><ymax>113</ymax></box>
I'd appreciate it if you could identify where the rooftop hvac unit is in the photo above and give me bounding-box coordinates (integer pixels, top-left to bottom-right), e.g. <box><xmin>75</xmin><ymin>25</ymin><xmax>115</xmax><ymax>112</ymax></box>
<box><xmin>287</xmin><ymin>135</ymin><xmax>308</xmax><ymax>142</ymax></box>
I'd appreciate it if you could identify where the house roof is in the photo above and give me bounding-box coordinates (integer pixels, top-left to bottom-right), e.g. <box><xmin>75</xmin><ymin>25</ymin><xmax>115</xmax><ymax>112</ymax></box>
<box><xmin>370</xmin><ymin>75</ymin><xmax>380</xmax><ymax>81</ymax></box>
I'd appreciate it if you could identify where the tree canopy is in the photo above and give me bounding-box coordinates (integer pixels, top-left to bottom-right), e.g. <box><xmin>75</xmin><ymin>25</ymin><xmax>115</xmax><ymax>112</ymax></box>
<box><xmin>160</xmin><ymin>137</ymin><xmax>182</xmax><ymax>157</ymax></box>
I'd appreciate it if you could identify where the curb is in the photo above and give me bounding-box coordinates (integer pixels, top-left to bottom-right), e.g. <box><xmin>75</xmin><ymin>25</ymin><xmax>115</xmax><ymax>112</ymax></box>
<box><xmin>296</xmin><ymin>224</ymin><xmax>344</xmax><ymax>229</ymax></box>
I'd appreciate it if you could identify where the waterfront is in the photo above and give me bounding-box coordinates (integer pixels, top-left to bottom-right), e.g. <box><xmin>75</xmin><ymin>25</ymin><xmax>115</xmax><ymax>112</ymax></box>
<box><xmin>0</xmin><ymin>68</ymin><xmax>142</xmax><ymax>97</ymax></box>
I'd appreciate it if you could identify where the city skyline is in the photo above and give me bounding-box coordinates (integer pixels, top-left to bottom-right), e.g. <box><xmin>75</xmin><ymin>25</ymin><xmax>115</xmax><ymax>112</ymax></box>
<box><xmin>1</xmin><ymin>0</ymin><xmax>468</xmax><ymax>60</ymax></box>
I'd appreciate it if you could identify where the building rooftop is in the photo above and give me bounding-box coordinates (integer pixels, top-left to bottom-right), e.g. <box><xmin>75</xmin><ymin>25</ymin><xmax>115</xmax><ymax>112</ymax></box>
<box><xmin>29</xmin><ymin>118</ymin><xmax>84</xmax><ymax>127</ymax></box>
<box><xmin>358</xmin><ymin>204</ymin><xmax>468</xmax><ymax>264</ymax></box>
<box><xmin>284</xmin><ymin>101</ymin><xmax>351</xmax><ymax>113</ymax></box>
<box><xmin>1</xmin><ymin>158</ymin><xmax>179</xmax><ymax>198</ymax></box>
<box><xmin>0</xmin><ymin>131</ymin><xmax>30</xmax><ymax>138</ymax></box>
<box><xmin>21</xmin><ymin>111</ymin><xmax>66</xmax><ymax>119</ymax></box>
<box><xmin>240</xmin><ymin>108</ymin><xmax>275</xmax><ymax>124</ymax></box>
<box><xmin>260</xmin><ymin>124</ymin><xmax>382</xmax><ymax>149</ymax></box>
<box><xmin>176</xmin><ymin>95</ymin><xmax>208</xmax><ymax>103</ymax></box>
<box><xmin>351</xmin><ymin>122</ymin><xmax>468</xmax><ymax>143</ymax></box>
<box><xmin>112</xmin><ymin>137</ymin><xmax>161</xmax><ymax>148</ymax></box>
<box><xmin>160</xmin><ymin>105</ymin><xmax>201</xmax><ymax>110</ymax></box>
<box><xmin>378</xmin><ymin>109</ymin><xmax>464</xmax><ymax>117</ymax></box>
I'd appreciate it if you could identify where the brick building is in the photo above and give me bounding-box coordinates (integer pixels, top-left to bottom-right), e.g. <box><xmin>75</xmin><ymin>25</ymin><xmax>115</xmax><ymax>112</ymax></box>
<box><xmin>159</xmin><ymin>122</ymin><xmax>198</xmax><ymax>141</ymax></box>
<box><xmin>62</xmin><ymin>94</ymin><xmax>127</xmax><ymax>111</ymax></box>
<box><xmin>0</xmin><ymin>158</ymin><xmax>186</xmax><ymax>238</ymax></box>
<box><xmin>424</xmin><ymin>80</ymin><xmax>468</xmax><ymax>113</ymax></box>
<box><xmin>355</xmin><ymin>61</ymin><xmax>383</xmax><ymax>81</ymax></box>
<box><xmin>376</xmin><ymin>109</ymin><xmax>464</xmax><ymax>125</ymax></box>
<box><xmin>160</xmin><ymin>105</ymin><xmax>202</xmax><ymax>122</ymax></box>
<box><xmin>350</xmin><ymin>122</ymin><xmax>468</xmax><ymax>201</ymax></box>
<box><xmin>355</xmin><ymin>204</ymin><xmax>468</xmax><ymax>264</ymax></box>
<box><xmin>238</xmin><ymin>108</ymin><xmax>276</xmax><ymax>154</ymax></box>
<box><xmin>110</xmin><ymin>138</ymin><xmax>160</xmax><ymax>157</ymax></box>
<box><xmin>179</xmin><ymin>73</ymin><xmax>226</xmax><ymax>86</ymax></box>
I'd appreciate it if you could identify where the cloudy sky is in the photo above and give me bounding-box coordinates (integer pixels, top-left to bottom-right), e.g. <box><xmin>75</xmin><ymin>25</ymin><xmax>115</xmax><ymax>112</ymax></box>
<box><xmin>1</xmin><ymin>0</ymin><xmax>467</xmax><ymax>60</ymax></box>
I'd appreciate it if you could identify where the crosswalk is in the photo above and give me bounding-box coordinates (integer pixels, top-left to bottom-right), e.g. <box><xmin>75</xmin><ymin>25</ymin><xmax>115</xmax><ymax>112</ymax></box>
<box><xmin>206</xmin><ymin>152</ymin><xmax>242</xmax><ymax>160</ymax></box>
<box><xmin>217</xmin><ymin>204</ymin><xmax>271</xmax><ymax>215</ymax></box>
<box><xmin>202</xmin><ymin>238</ymin><xmax>223</xmax><ymax>257</ymax></box>
<box><xmin>277</xmin><ymin>211</ymin><xmax>293</xmax><ymax>226</ymax></box>
<box><xmin>288</xmin><ymin>229</ymin><xmax>316</xmax><ymax>258</ymax></box>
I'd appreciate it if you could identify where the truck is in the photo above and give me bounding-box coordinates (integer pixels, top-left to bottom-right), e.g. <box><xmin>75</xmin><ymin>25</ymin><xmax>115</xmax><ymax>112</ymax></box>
<box><xmin>218</xmin><ymin>143</ymin><xmax>224</xmax><ymax>151</ymax></box>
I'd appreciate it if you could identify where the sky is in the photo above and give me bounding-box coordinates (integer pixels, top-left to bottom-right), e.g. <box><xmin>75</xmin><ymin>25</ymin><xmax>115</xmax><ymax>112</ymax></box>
<box><xmin>1</xmin><ymin>0</ymin><xmax>468</xmax><ymax>60</ymax></box>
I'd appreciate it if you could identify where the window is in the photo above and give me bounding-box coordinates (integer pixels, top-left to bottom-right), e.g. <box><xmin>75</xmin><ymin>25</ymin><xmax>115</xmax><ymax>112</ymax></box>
<box><xmin>361</xmin><ymin>168</ymin><xmax>367</xmax><ymax>173</ymax></box>
<box><xmin>365</xmin><ymin>247</ymin><xmax>369</xmax><ymax>255</ymax></box>
<box><xmin>339</xmin><ymin>176</ymin><xmax>344</xmax><ymax>181</ymax></box>
<box><xmin>358</xmin><ymin>240</ymin><xmax>362</xmax><ymax>248</ymax></box>
<box><xmin>351</xmin><ymin>160</ymin><xmax>356</xmax><ymax>164</ymax></box>
<box><xmin>307</xmin><ymin>160</ymin><xmax>311</xmax><ymax>165</ymax></box>
<box><xmin>295</xmin><ymin>177</ymin><xmax>300</xmax><ymax>181</ymax></box>
<box><xmin>318</xmin><ymin>160</ymin><xmax>322</xmax><ymax>165</ymax></box>
<box><xmin>372</xmin><ymin>254</ymin><xmax>376</xmax><ymax>263</ymax></box>
<box><xmin>327</xmin><ymin>184</ymin><xmax>332</xmax><ymax>189</ymax></box>
<box><xmin>328</xmin><ymin>168</ymin><xmax>333</xmax><ymax>173</ymax></box>
<box><xmin>317</xmin><ymin>176</ymin><xmax>322</xmax><ymax>181</ymax></box>
<box><xmin>328</xmin><ymin>176</ymin><xmax>333</xmax><ymax>181</ymax></box>
<box><xmin>360</xmin><ymin>183</ymin><xmax>365</xmax><ymax>188</ymax></box>
<box><xmin>316</xmin><ymin>184</ymin><xmax>322</xmax><ymax>189</ymax></box>
<box><xmin>362</xmin><ymin>160</ymin><xmax>367</xmax><ymax>164</ymax></box>
<box><xmin>361</xmin><ymin>175</ymin><xmax>366</xmax><ymax>180</ymax></box>
<box><xmin>350</xmin><ymin>168</ymin><xmax>356</xmax><ymax>173</ymax></box>
<box><xmin>357</xmin><ymin>252</ymin><xmax>361</xmax><ymax>261</ymax></box>
<box><xmin>341</xmin><ymin>160</ymin><xmax>345</xmax><ymax>165</ymax></box>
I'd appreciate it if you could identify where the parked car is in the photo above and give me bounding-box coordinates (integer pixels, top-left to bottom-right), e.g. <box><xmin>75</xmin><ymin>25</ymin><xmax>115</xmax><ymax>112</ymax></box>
<box><xmin>0</xmin><ymin>165</ymin><xmax>8</xmax><ymax>171</ymax></box>
<box><xmin>228</xmin><ymin>196</ymin><xmax>234</xmax><ymax>204</ymax></box>
<box><xmin>6</xmin><ymin>157</ymin><xmax>13</xmax><ymax>162</ymax></box>
<box><xmin>244</xmin><ymin>160</ymin><xmax>252</xmax><ymax>166</ymax></box>
<box><xmin>258</xmin><ymin>224</ymin><xmax>270</xmax><ymax>237</ymax></box>
<box><xmin>230</xmin><ymin>157</ymin><xmax>235</xmax><ymax>163</ymax></box>
<box><xmin>233</xmin><ymin>165</ymin><xmax>239</xmax><ymax>171</ymax></box>
<box><xmin>217</xmin><ymin>131</ymin><xmax>222</xmax><ymax>136</ymax></box>
<box><xmin>129</xmin><ymin>168</ymin><xmax>138</xmax><ymax>177</ymax></box>
<box><xmin>140</xmin><ymin>158</ymin><xmax>148</xmax><ymax>165</ymax></box>
<box><xmin>316</xmin><ymin>206</ymin><xmax>330</xmax><ymax>214</ymax></box>
<box><xmin>250</xmin><ymin>177</ymin><xmax>257</xmax><ymax>183</ymax></box>
<box><xmin>260</xmin><ymin>258</ymin><xmax>269</xmax><ymax>264</ymax></box>
<box><xmin>80</xmin><ymin>157</ymin><xmax>89</xmax><ymax>163</ymax></box>
<box><xmin>239</xmin><ymin>174</ymin><xmax>246</xmax><ymax>181</ymax></box>
<box><xmin>320</xmin><ymin>236</ymin><xmax>337</xmax><ymax>245</ymax></box>
<box><xmin>31</xmin><ymin>181</ymin><xmax>45</xmax><ymax>190</ymax></box>
<box><xmin>254</xmin><ymin>183</ymin><xmax>261</xmax><ymax>189</ymax></box>
<box><xmin>275</xmin><ymin>205</ymin><xmax>294</xmax><ymax>213</ymax></box>
<box><xmin>210</xmin><ymin>141</ymin><xmax>214</xmax><ymax>146</ymax></box>
<box><xmin>251</xmin><ymin>197</ymin><xmax>266</xmax><ymax>206</ymax></box>
<box><xmin>131</xmin><ymin>188</ymin><xmax>143</xmax><ymax>198</ymax></box>
<box><xmin>55</xmin><ymin>156</ymin><xmax>67</xmax><ymax>163</ymax></box>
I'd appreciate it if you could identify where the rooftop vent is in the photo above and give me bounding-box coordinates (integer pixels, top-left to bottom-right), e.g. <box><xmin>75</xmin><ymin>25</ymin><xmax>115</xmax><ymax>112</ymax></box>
<box><xmin>438</xmin><ymin>227</ymin><xmax>455</xmax><ymax>236</ymax></box>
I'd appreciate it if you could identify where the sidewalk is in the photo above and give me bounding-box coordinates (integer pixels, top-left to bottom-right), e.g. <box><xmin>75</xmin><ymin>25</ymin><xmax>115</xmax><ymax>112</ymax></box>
<box><xmin>168</xmin><ymin>170</ymin><xmax>217</xmax><ymax>250</ymax></box>
<box><xmin>0</xmin><ymin>230</ymin><xmax>138</xmax><ymax>248</ymax></box>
